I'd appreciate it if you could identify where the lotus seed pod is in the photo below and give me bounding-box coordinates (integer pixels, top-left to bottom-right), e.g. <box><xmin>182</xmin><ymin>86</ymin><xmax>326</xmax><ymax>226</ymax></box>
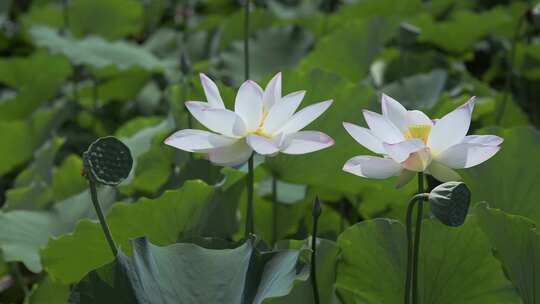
<box><xmin>428</xmin><ymin>181</ymin><xmax>471</xmax><ymax>227</ymax></box>
<box><xmin>83</xmin><ymin>136</ymin><xmax>133</xmax><ymax>186</ymax></box>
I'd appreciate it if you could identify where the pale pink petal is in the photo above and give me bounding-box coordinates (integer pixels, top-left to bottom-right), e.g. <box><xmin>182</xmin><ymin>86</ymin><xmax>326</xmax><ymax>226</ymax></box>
<box><xmin>381</xmin><ymin>94</ymin><xmax>408</xmax><ymax>131</ymax></box>
<box><xmin>342</xmin><ymin>156</ymin><xmax>402</xmax><ymax>179</ymax></box>
<box><xmin>262</xmin><ymin>90</ymin><xmax>305</xmax><ymax>135</ymax></box>
<box><xmin>362</xmin><ymin>110</ymin><xmax>404</xmax><ymax>144</ymax></box>
<box><xmin>427</xmin><ymin>97</ymin><xmax>475</xmax><ymax>154</ymax></box>
<box><xmin>436</xmin><ymin>143</ymin><xmax>500</xmax><ymax>169</ymax></box>
<box><xmin>279</xmin><ymin>100</ymin><xmax>333</xmax><ymax>135</ymax></box>
<box><xmin>199</xmin><ymin>73</ymin><xmax>225</xmax><ymax>109</ymax></box>
<box><xmin>164</xmin><ymin>129</ymin><xmax>236</xmax><ymax>152</ymax></box>
<box><xmin>405</xmin><ymin>110</ymin><xmax>432</xmax><ymax>126</ymax></box>
<box><xmin>280</xmin><ymin>131</ymin><xmax>334</xmax><ymax>155</ymax></box>
<box><xmin>383</xmin><ymin>139</ymin><xmax>425</xmax><ymax>163</ymax></box>
<box><xmin>246</xmin><ymin>134</ymin><xmax>280</xmax><ymax>156</ymax></box>
<box><xmin>400</xmin><ymin>148</ymin><xmax>432</xmax><ymax>172</ymax></box>
<box><xmin>208</xmin><ymin>140</ymin><xmax>252</xmax><ymax>167</ymax></box>
<box><xmin>234</xmin><ymin>80</ymin><xmax>264</xmax><ymax>132</ymax></box>
<box><xmin>461</xmin><ymin>135</ymin><xmax>503</xmax><ymax>146</ymax></box>
<box><xmin>343</xmin><ymin>122</ymin><xmax>384</xmax><ymax>154</ymax></box>
<box><xmin>426</xmin><ymin>161</ymin><xmax>462</xmax><ymax>182</ymax></box>
<box><xmin>186</xmin><ymin>101</ymin><xmax>246</xmax><ymax>137</ymax></box>
<box><xmin>262</xmin><ymin>72</ymin><xmax>282</xmax><ymax>113</ymax></box>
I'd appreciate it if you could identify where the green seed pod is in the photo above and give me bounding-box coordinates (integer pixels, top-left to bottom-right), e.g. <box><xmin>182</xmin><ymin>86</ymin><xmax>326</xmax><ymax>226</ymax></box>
<box><xmin>428</xmin><ymin>181</ymin><xmax>471</xmax><ymax>227</ymax></box>
<box><xmin>83</xmin><ymin>136</ymin><xmax>133</xmax><ymax>186</ymax></box>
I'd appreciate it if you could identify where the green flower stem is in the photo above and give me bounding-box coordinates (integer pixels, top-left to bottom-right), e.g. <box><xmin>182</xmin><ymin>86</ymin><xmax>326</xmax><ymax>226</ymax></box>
<box><xmin>495</xmin><ymin>12</ymin><xmax>526</xmax><ymax>124</ymax></box>
<box><xmin>243</xmin><ymin>0</ymin><xmax>254</xmax><ymax>239</ymax></box>
<box><xmin>404</xmin><ymin>192</ymin><xmax>429</xmax><ymax>304</ymax></box>
<box><xmin>271</xmin><ymin>176</ymin><xmax>278</xmax><ymax>244</ymax></box>
<box><xmin>243</xmin><ymin>0</ymin><xmax>250</xmax><ymax>80</ymax></box>
<box><xmin>88</xmin><ymin>180</ymin><xmax>118</xmax><ymax>257</ymax></box>
<box><xmin>62</xmin><ymin>0</ymin><xmax>69</xmax><ymax>34</ymax></box>
<box><xmin>245</xmin><ymin>154</ymin><xmax>255</xmax><ymax>237</ymax></box>
<box><xmin>311</xmin><ymin>198</ymin><xmax>321</xmax><ymax>304</ymax></box>
<box><xmin>412</xmin><ymin>172</ymin><xmax>425</xmax><ymax>304</ymax></box>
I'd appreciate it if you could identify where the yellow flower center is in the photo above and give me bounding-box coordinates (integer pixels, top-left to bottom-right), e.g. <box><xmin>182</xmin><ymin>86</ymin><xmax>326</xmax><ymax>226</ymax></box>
<box><xmin>403</xmin><ymin>124</ymin><xmax>432</xmax><ymax>144</ymax></box>
<box><xmin>254</xmin><ymin>111</ymin><xmax>272</xmax><ymax>138</ymax></box>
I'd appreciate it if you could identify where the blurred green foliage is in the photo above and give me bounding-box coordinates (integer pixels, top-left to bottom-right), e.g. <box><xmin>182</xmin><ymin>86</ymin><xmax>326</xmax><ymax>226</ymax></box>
<box><xmin>0</xmin><ymin>0</ymin><xmax>539</xmax><ymax>303</ymax></box>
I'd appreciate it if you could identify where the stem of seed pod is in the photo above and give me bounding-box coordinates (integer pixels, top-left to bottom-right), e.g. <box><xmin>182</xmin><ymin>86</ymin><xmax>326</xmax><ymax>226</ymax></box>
<box><xmin>245</xmin><ymin>154</ymin><xmax>255</xmax><ymax>238</ymax></box>
<box><xmin>411</xmin><ymin>172</ymin><xmax>425</xmax><ymax>304</ymax></box>
<box><xmin>88</xmin><ymin>180</ymin><xmax>118</xmax><ymax>257</ymax></box>
<box><xmin>404</xmin><ymin>192</ymin><xmax>429</xmax><ymax>304</ymax></box>
<box><xmin>311</xmin><ymin>197</ymin><xmax>322</xmax><ymax>304</ymax></box>
<box><xmin>271</xmin><ymin>176</ymin><xmax>278</xmax><ymax>244</ymax></box>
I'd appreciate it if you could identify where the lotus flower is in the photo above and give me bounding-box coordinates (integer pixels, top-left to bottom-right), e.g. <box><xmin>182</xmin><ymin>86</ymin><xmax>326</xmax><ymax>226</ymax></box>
<box><xmin>342</xmin><ymin>94</ymin><xmax>502</xmax><ymax>187</ymax></box>
<box><xmin>165</xmin><ymin>73</ymin><xmax>335</xmax><ymax>166</ymax></box>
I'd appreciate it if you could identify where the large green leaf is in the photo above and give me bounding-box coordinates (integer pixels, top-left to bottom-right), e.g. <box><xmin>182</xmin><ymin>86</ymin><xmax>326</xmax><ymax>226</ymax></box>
<box><xmin>0</xmin><ymin>108</ymin><xmax>60</xmax><ymax>176</ymax></box>
<box><xmin>26</xmin><ymin>276</ymin><xmax>70</xmax><ymax>304</ymax></box>
<box><xmin>411</xmin><ymin>8</ymin><xmax>513</xmax><ymax>53</ymax></box>
<box><xmin>70</xmin><ymin>237</ymin><xmax>308</xmax><ymax>304</ymax></box>
<box><xmin>0</xmin><ymin>188</ymin><xmax>116</xmax><ymax>273</ymax></box>
<box><xmin>272</xmin><ymin>238</ymin><xmax>340</xmax><ymax>304</ymax></box>
<box><xmin>0</xmin><ymin>52</ymin><xmax>72</xmax><ymax>120</ymax></box>
<box><xmin>29</xmin><ymin>26</ymin><xmax>165</xmax><ymax>71</ymax></box>
<box><xmin>67</xmin><ymin>0</ymin><xmax>143</xmax><ymax>40</ymax></box>
<box><xmin>382</xmin><ymin>69</ymin><xmax>447</xmax><ymax>110</ymax></box>
<box><xmin>336</xmin><ymin>217</ymin><xmax>519</xmax><ymax>303</ymax></box>
<box><xmin>476</xmin><ymin>204</ymin><xmax>540</xmax><ymax>304</ymax></box>
<box><xmin>462</xmin><ymin>127</ymin><xmax>540</xmax><ymax>223</ymax></box>
<box><xmin>4</xmin><ymin>138</ymin><xmax>66</xmax><ymax>210</ymax></box>
<box><xmin>300</xmin><ymin>17</ymin><xmax>397</xmax><ymax>82</ymax></box>
<box><xmin>41</xmin><ymin>180</ymin><xmax>215</xmax><ymax>284</ymax></box>
<box><xmin>220</xmin><ymin>25</ymin><xmax>313</xmax><ymax>86</ymax></box>
<box><xmin>41</xmin><ymin>167</ymin><xmax>248</xmax><ymax>284</ymax></box>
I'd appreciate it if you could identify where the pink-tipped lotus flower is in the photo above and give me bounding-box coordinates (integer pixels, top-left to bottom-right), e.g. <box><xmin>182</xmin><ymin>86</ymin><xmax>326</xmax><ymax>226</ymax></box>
<box><xmin>165</xmin><ymin>73</ymin><xmax>335</xmax><ymax>166</ymax></box>
<box><xmin>342</xmin><ymin>94</ymin><xmax>502</xmax><ymax>187</ymax></box>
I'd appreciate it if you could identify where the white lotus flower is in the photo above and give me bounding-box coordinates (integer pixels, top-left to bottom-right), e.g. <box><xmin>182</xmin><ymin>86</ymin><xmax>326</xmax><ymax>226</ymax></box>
<box><xmin>342</xmin><ymin>94</ymin><xmax>502</xmax><ymax>187</ymax></box>
<box><xmin>165</xmin><ymin>73</ymin><xmax>335</xmax><ymax>166</ymax></box>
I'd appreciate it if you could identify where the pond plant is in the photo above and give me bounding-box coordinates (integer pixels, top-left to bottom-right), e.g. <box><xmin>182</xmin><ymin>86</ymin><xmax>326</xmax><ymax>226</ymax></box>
<box><xmin>1</xmin><ymin>1</ymin><xmax>540</xmax><ymax>304</ymax></box>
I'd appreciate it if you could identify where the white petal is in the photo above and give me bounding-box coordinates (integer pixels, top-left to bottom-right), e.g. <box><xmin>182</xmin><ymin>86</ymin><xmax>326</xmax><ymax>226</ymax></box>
<box><xmin>383</xmin><ymin>139</ymin><xmax>426</xmax><ymax>163</ymax></box>
<box><xmin>400</xmin><ymin>148</ymin><xmax>432</xmax><ymax>172</ymax></box>
<box><xmin>208</xmin><ymin>140</ymin><xmax>252</xmax><ymax>166</ymax></box>
<box><xmin>436</xmin><ymin>143</ymin><xmax>500</xmax><ymax>169</ymax></box>
<box><xmin>427</xmin><ymin>97</ymin><xmax>475</xmax><ymax>154</ymax></box>
<box><xmin>164</xmin><ymin>129</ymin><xmax>236</xmax><ymax>152</ymax></box>
<box><xmin>395</xmin><ymin>170</ymin><xmax>415</xmax><ymax>189</ymax></box>
<box><xmin>426</xmin><ymin>161</ymin><xmax>461</xmax><ymax>182</ymax></box>
<box><xmin>381</xmin><ymin>94</ymin><xmax>408</xmax><ymax>131</ymax></box>
<box><xmin>185</xmin><ymin>101</ymin><xmax>246</xmax><ymax>138</ymax></box>
<box><xmin>262</xmin><ymin>72</ymin><xmax>282</xmax><ymax>113</ymax></box>
<box><xmin>262</xmin><ymin>90</ymin><xmax>305</xmax><ymax>135</ymax></box>
<box><xmin>280</xmin><ymin>131</ymin><xmax>334</xmax><ymax>155</ymax></box>
<box><xmin>199</xmin><ymin>73</ymin><xmax>225</xmax><ymax>109</ymax></box>
<box><xmin>234</xmin><ymin>80</ymin><xmax>263</xmax><ymax>132</ymax></box>
<box><xmin>405</xmin><ymin>110</ymin><xmax>432</xmax><ymax>126</ymax></box>
<box><xmin>279</xmin><ymin>100</ymin><xmax>333</xmax><ymax>135</ymax></box>
<box><xmin>461</xmin><ymin>135</ymin><xmax>503</xmax><ymax>146</ymax></box>
<box><xmin>343</xmin><ymin>156</ymin><xmax>402</xmax><ymax>179</ymax></box>
<box><xmin>246</xmin><ymin>134</ymin><xmax>280</xmax><ymax>156</ymax></box>
<box><xmin>343</xmin><ymin>122</ymin><xmax>384</xmax><ymax>154</ymax></box>
<box><xmin>362</xmin><ymin>110</ymin><xmax>404</xmax><ymax>144</ymax></box>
